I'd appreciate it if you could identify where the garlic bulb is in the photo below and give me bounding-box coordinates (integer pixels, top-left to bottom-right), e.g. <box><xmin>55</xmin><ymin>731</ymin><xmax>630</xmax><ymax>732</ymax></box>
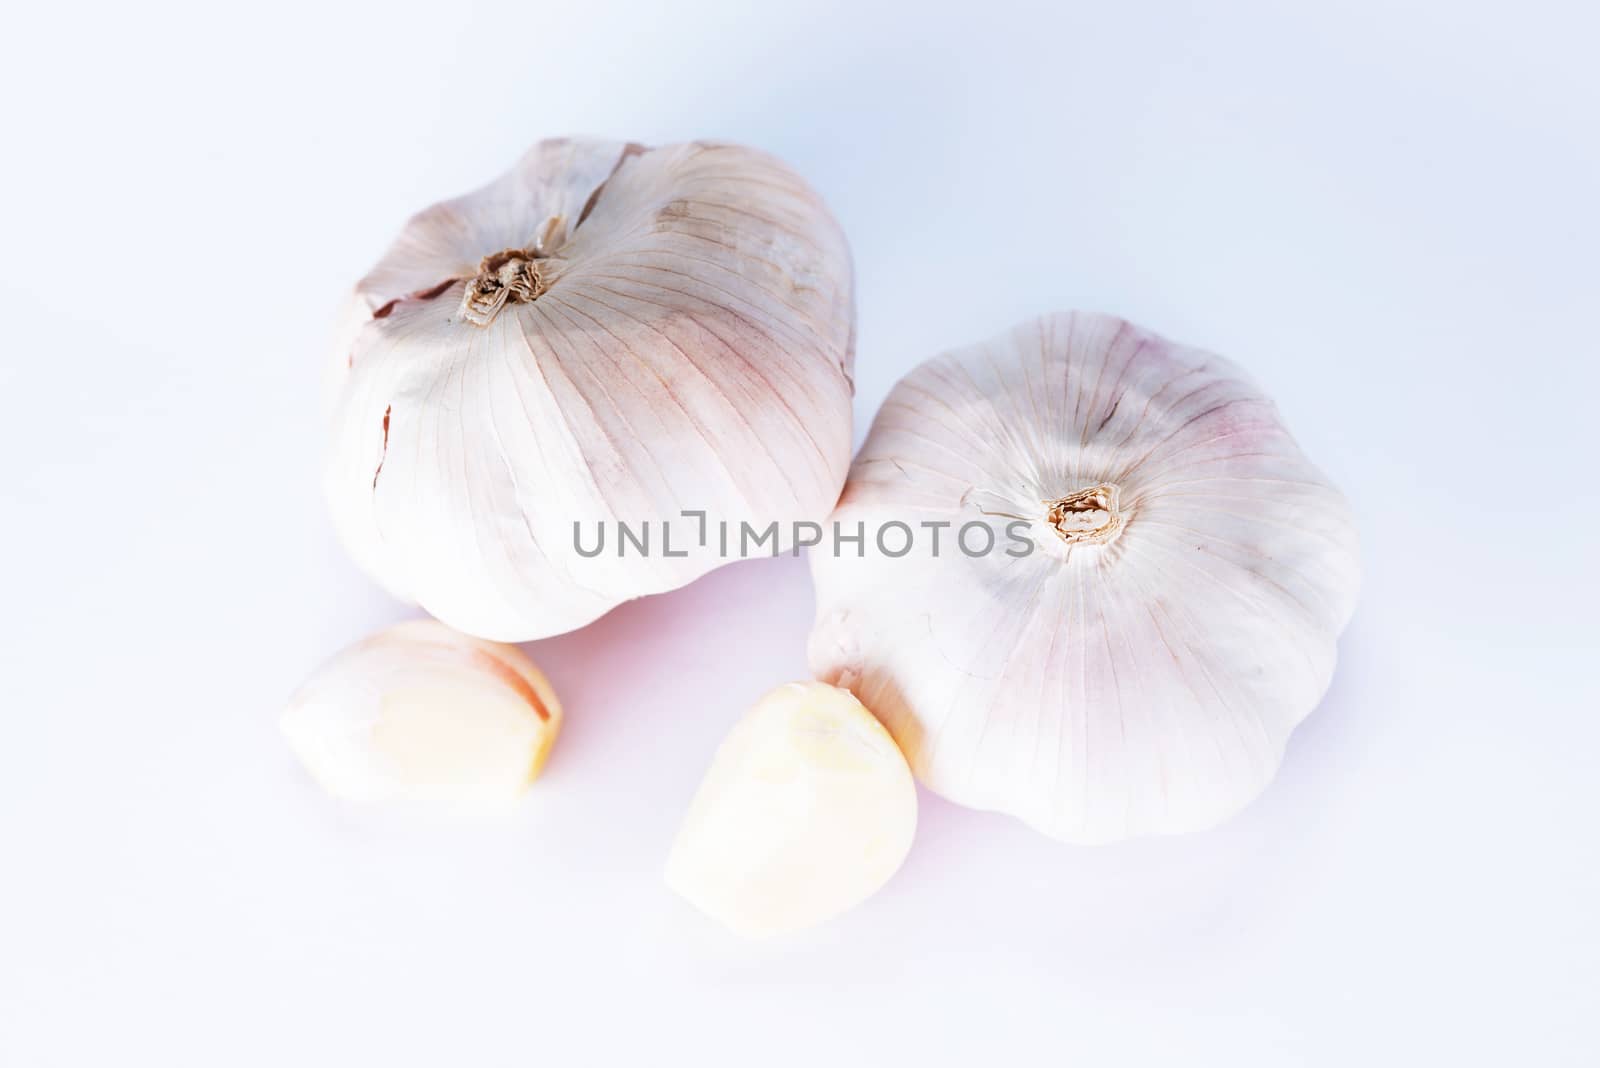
<box><xmin>282</xmin><ymin>620</ymin><xmax>562</xmax><ymax>801</ymax></box>
<box><xmin>665</xmin><ymin>682</ymin><xmax>917</xmax><ymax>938</ymax></box>
<box><xmin>808</xmin><ymin>312</ymin><xmax>1359</xmax><ymax>843</ymax></box>
<box><xmin>325</xmin><ymin>139</ymin><xmax>855</xmax><ymax>641</ymax></box>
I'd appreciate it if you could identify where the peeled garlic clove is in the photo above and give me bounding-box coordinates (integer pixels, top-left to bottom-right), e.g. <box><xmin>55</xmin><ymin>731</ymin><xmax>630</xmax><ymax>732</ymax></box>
<box><xmin>281</xmin><ymin>620</ymin><xmax>562</xmax><ymax>802</ymax></box>
<box><xmin>665</xmin><ymin>682</ymin><xmax>917</xmax><ymax>938</ymax></box>
<box><xmin>324</xmin><ymin>139</ymin><xmax>856</xmax><ymax>641</ymax></box>
<box><xmin>808</xmin><ymin>312</ymin><xmax>1360</xmax><ymax>844</ymax></box>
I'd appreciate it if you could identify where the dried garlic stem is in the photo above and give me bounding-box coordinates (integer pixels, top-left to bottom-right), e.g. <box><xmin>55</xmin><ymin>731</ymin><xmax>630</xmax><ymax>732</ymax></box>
<box><xmin>1044</xmin><ymin>482</ymin><xmax>1124</xmax><ymax>545</ymax></box>
<box><xmin>459</xmin><ymin>249</ymin><xmax>548</xmax><ymax>326</ymax></box>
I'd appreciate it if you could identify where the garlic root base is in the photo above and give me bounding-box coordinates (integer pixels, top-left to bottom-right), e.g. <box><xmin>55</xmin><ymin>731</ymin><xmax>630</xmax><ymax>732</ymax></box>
<box><xmin>665</xmin><ymin>682</ymin><xmax>917</xmax><ymax>938</ymax></box>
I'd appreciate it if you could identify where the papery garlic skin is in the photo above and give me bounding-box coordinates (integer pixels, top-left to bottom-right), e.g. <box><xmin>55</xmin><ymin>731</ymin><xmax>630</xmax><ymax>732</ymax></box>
<box><xmin>808</xmin><ymin>312</ymin><xmax>1359</xmax><ymax>844</ymax></box>
<box><xmin>665</xmin><ymin>682</ymin><xmax>917</xmax><ymax>938</ymax></box>
<box><xmin>324</xmin><ymin>139</ymin><xmax>855</xmax><ymax>641</ymax></box>
<box><xmin>281</xmin><ymin>620</ymin><xmax>562</xmax><ymax>802</ymax></box>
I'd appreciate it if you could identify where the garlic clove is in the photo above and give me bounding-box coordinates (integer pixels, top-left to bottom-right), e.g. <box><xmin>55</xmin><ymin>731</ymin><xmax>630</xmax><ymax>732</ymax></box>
<box><xmin>808</xmin><ymin>312</ymin><xmax>1361</xmax><ymax>844</ymax></box>
<box><xmin>665</xmin><ymin>681</ymin><xmax>917</xmax><ymax>938</ymax></box>
<box><xmin>281</xmin><ymin>620</ymin><xmax>562</xmax><ymax>802</ymax></box>
<box><xmin>324</xmin><ymin>139</ymin><xmax>856</xmax><ymax>641</ymax></box>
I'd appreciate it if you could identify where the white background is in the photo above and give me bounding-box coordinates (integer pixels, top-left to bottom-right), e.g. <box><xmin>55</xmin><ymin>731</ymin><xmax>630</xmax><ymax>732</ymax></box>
<box><xmin>2</xmin><ymin>1</ymin><xmax>1596</xmax><ymax>1064</ymax></box>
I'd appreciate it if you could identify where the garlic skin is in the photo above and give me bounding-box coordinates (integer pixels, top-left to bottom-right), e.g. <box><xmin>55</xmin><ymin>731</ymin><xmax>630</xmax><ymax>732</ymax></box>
<box><xmin>281</xmin><ymin>620</ymin><xmax>562</xmax><ymax>802</ymax></box>
<box><xmin>808</xmin><ymin>312</ymin><xmax>1359</xmax><ymax>844</ymax></box>
<box><xmin>324</xmin><ymin>139</ymin><xmax>855</xmax><ymax>641</ymax></box>
<box><xmin>665</xmin><ymin>682</ymin><xmax>917</xmax><ymax>938</ymax></box>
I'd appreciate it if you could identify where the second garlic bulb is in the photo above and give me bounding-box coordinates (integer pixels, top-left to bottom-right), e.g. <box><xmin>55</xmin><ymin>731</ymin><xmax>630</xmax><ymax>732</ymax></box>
<box><xmin>324</xmin><ymin>139</ymin><xmax>856</xmax><ymax>641</ymax></box>
<box><xmin>808</xmin><ymin>312</ymin><xmax>1360</xmax><ymax>844</ymax></box>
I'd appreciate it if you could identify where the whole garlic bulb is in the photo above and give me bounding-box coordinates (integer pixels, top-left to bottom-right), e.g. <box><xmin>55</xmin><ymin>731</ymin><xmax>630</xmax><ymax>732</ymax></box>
<box><xmin>281</xmin><ymin>620</ymin><xmax>562</xmax><ymax>802</ymax></box>
<box><xmin>325</xmin><ymin>139</ymin><xmax>855</xmax><ymax>640</ymax></box>
<box><xmin>808</xmin><ymin>312</ymin><xmax>1359</xmax><ymax>843</ymax></box>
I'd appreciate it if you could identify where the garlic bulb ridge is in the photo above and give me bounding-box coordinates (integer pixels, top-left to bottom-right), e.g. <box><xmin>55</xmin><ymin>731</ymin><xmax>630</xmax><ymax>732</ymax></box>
<box><xmin>808</xmin><ymin>312</ymin><xmax>1360</xmax><ymax>844</ymax></box>
<box><xmin>324</xmin><ymin>138</ymin><xmax>856</xmax><ymax>641</ymax></box>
